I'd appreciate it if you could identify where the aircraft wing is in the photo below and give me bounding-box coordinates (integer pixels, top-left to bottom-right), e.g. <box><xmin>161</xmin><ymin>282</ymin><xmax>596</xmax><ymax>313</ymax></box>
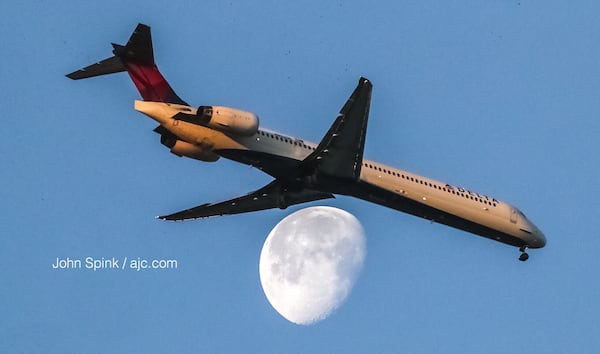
<box><xmin>158</xmin><ymin>180</ymin><xmax>334</xmax><ymax>220</ymax></box>
<box><xmin>304</xmin><ymin>77</ymin><xmax>372</xmax><ymax>180</ymax></box>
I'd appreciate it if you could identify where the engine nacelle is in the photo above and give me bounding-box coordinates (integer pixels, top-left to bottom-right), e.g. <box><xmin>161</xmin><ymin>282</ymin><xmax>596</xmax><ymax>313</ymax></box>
<box><xmin>197</xmin><ymin>106</ymin><xmax>259</xmax><ymax>136</ymax></box>
<box><xmin>161</xmin><ymin>136</ymin><xmax>220</xmax><ymax>162</ymax></box>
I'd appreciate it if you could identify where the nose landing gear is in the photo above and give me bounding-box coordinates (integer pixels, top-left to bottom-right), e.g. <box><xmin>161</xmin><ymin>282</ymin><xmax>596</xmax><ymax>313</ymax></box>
<box><xmin>519</xmin><ymin>245</ymin><xmax>529</xmax><ymax>262</ymax></box>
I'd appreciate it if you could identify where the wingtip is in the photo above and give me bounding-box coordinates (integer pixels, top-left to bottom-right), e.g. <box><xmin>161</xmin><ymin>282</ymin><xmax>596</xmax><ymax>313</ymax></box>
<box><xmin>136</xmin><ymin>23</ymin><xmax>151</xmax><ymax>31</ymax></box>
<box><xmin>65</xmin><ymin>71</ymin><xmax>80</xmax><ymax>80</ymax></box>
<box><xmin>359</xmin><ymin>76</ymin><xmax>372</xmax><ymax>86</ymax></box>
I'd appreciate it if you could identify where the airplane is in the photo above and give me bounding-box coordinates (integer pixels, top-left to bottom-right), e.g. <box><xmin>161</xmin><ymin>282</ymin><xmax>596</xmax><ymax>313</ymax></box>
<box><xmin>67</xmin><ymin>23</ymin><xmax>546</xmax><ymax>261</ymax></box>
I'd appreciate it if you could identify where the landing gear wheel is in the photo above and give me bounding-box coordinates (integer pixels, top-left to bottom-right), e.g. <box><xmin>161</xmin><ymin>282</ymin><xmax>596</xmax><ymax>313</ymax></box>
<box><xmin>518</xmin><ymin>245</ymin><xmax>529</xmax><ymax>261</ymax></box>
<box><xmin>519</xmin><ymin>252</ymin><xmax>529</xmax><ymax>262</ymax></box>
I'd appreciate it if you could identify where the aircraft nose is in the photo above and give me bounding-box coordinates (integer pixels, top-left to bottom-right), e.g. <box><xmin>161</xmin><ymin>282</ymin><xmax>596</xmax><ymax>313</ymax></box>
<box><xmin>528</xmin><ymin>224</ymin><xmax>546</xmax><ymax>249</ymax></box>
<box><xmin>534</xmin><ymin>230</ymin><xmax>546</xmax><ymax>248</ymax></box>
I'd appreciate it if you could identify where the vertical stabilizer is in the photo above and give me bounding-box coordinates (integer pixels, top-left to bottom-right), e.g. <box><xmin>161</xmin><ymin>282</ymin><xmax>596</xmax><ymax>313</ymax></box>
<box><xmin>66</xmin><ymin>24</ymin><xmax>187</xmax><ymax>105</ymax></box>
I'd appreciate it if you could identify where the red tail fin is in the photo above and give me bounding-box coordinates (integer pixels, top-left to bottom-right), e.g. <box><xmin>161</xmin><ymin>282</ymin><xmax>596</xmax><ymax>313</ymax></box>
<box><xmin>67</xmin><ymin>24</ymin><xmax>187</xmax><ymax>106</ymax></box>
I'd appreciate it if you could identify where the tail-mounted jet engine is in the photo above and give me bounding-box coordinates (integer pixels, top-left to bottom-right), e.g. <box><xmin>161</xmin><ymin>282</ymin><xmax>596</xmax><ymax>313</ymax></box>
<box><xmin>160</xmin><ymin>134</ymin><xmax>220</xmax><ymax>162</ymax></box>
<box><xmin>196</xmin><ymin>106</ymin><xmax>259</xmax><ymax>136</ymax></box>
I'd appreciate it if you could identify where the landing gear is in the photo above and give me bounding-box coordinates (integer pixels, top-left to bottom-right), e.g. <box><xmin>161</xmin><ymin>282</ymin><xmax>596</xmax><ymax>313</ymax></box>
<box><xmin>519</xmin><ymin>245</ymin><xmax>529</xmax><ymax>262</ymax></box>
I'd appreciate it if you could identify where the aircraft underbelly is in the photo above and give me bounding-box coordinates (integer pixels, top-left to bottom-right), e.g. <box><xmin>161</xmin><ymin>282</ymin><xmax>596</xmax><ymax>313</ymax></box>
<box><xmin>214</xmin><ymin>148</ymin><xmax>304</xmax><ymax>180</ymax></box>
<box><xmin>353</xmin><ymin>177</ymin><xmax>525</xmax><ymax>247</ymax></box>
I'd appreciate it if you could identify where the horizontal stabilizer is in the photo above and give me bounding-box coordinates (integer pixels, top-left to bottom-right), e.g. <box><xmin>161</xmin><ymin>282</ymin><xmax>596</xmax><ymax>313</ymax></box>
<box><xmin>66</xmin><ymin>55</ymin><xmax>126</xmax><ymax>80</ymax></box>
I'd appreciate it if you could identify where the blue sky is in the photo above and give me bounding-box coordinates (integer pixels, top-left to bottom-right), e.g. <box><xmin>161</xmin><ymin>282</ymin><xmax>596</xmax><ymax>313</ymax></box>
<box><xmin>2</xmin><ymin>1</ymin><xmax>600</xmax><ymax>353</ymax></box>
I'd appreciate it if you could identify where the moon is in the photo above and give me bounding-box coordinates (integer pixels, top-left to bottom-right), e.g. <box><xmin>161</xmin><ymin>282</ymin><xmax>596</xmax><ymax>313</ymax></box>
<box><xmin>259</xmin><ymin>206</ymin><xmax>366</xmax><ymax>325</ymax></box>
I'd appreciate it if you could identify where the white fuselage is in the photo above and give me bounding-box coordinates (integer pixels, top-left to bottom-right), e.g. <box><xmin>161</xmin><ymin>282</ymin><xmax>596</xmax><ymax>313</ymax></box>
<box><xmin>245</xmin><ymin>128</ymin><xmax>544</xmax><ymax>248</ymax></box>
<box><xmin>135</xmin><ymin>101</ymin><xmax>546</xmax><ymax>249</ymax></box>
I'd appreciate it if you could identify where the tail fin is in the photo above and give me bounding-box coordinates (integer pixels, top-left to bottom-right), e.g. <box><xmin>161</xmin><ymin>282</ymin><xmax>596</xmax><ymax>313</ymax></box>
<box><xmin>66</xmin><ymin>23</ymin><xmax>187</xmax><ymax>105</ymax></box>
